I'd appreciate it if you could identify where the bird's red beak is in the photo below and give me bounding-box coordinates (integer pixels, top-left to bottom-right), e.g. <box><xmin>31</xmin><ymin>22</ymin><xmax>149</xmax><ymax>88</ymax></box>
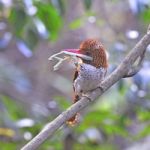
<box><xmin>61</xmin><ymin>49</ymin><xmax>92</xmax><ymax>61</ymax></box>
<box><xmin>62</xmin><ymin>49</ymin><xmax>81</xmax><ymax>54</ymax></box>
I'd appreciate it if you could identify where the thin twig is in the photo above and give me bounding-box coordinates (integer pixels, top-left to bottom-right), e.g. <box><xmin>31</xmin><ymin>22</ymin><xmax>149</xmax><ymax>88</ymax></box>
<box><xmin>123</xmin><ymin>48</ymin><xmax>146</xmax><ymax>78</ymax></box>
<box><xmin>21</xmin><ymin>25</ymin><xmax>150</xmax><ymax>150</ymax></box>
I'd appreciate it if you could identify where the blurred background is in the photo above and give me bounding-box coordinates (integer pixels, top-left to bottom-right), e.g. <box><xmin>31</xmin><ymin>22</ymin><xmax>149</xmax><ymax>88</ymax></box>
<box><xmin>0</xmin><ymin>0</ymin><xmax>150</xmax><ymax>150</ymax></box>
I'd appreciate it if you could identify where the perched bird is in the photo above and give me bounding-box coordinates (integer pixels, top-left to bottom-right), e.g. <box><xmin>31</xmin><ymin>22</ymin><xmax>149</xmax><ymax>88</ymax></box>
<box><xmin>63</xmin><ymin>39</ymin><xmax>108</xmax><ymax>125</ymax></box>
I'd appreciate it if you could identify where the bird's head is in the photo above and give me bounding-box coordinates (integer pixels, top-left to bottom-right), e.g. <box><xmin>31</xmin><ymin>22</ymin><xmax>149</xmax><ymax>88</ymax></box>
<box><xmin>63</xmin><ymin>39</ymin><xmax>108</xmax><ymax>68</ymax></box>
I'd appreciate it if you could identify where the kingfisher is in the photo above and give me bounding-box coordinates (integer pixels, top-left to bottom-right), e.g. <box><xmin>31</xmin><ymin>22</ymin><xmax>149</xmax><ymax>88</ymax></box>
<box><xmin>62</xmin><ymin>39</ymin><xmax>108</xmax><ymax>125</ymax></box>
<box><xmin>49</xmin><ymin>39</ymin><xmax>108</xmax><ymax>125</ymax></box>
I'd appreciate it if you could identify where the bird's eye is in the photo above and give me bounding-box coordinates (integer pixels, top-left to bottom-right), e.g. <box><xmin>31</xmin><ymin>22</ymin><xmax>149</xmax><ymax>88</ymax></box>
<box><xmin>85</xmin><ymin>51</ymin><xmax>91</xmax><ymax>56</ymax></box>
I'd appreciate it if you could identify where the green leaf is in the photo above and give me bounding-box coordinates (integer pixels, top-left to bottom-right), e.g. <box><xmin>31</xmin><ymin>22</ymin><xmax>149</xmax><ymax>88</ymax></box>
<box><xmin>136</xmin><ymin>125</ymin><xmax>150</xmax><ymax>139</ymax></box>
<box><xmin>0</xmin><ymin>95</ymin><xmax>28</xmax><ymax>121</ymax></box>
<box><xmin>84</xmin><ymin>0</ymin><xmax>92</xmax><ymax>10</ymax></box>
<box><xmin>75</xmin><ymin>142</ymin><xmax>116</xmax><ymax>150</ymax></box>
<box><xmin>35</xmin><ymin>2</ymin><xmax>62</xmax><ymax>40</ymax></box>
<box><xmin>77</xmin><ymin>110</ymin><xmax>118</xmax><ymax>133</ymax></box>
<box><xmin>139</xmin><ymin>8</ymin><xmax>150</xmax><ymax>23</ymax></box>
<box><xmin>23</xmin><ymin>25</ymin><xmax>39</xmax><ymax>49</ymax></box>
<box><xmin>137</xmin><ymin>110</ymin><xmax>150</xmax><ymax>121</ymax></box>
<box><xmin>0</xmin><ymin>141</ymin><xmax>18</xmax><ymax>150</ymax></box>
<box><xmin>9</xmin><ymin>6</ymin><xmax>28</xmax><ymax>37</ymax></box>
<box><xmin>102</xmin><ymin>124</ymin><xmax>128</xmax><ymax>137</ymax></box>
<box><xmin>52</xmin><ymin>0</ymin><xmax>65</xmax><ymax>14</ymax></box>
<box><xmin>118</xmin><ymin>79</ymin><xmax>127</xmax><ymax>95</ymax></box>
<box><xmin>54</xmin><ymin>96</ymin><xmax>70</xmax><ymax>109</ymax></box>
<box><xmin>69</xmin><ymin>18</ymin><xmax>84</xmax><ymax>30</ymax></box>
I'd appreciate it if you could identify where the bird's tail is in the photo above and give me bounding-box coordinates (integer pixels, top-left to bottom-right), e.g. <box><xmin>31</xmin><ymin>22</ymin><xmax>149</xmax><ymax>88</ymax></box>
<box><xmin>66</xmin><ymin>95</ymin><xmax>80</xmax><ymax>126</ymax></box>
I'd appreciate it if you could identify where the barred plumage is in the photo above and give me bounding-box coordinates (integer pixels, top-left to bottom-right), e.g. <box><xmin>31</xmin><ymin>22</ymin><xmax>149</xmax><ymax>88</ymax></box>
<box><xmin>67</xmin><ymin>39</ymin><xmax>108</xmax><ymax>125</ymax></box>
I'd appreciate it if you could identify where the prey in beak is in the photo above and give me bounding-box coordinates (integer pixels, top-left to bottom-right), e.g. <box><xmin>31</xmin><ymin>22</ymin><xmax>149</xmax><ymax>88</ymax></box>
<box><xmin>48</xmin><ymin>49</ymin><xmax>93</xmax><ymax>71</ymax></box>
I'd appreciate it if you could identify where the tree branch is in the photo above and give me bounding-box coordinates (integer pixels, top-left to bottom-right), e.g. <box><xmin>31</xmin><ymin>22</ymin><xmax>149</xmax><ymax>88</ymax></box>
<box><xmin>123</xmin><ymin>48</ymin><xmax>146</xmax><ymax>78</ymax></box>
<box><xmin>21</xmin><ymin>25</ymin><xmax>150</xmax><ymax>150</ymax></box>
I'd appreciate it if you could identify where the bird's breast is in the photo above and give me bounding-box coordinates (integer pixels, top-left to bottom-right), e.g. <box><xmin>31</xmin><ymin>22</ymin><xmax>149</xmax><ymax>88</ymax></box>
<box><xmin>74</xmin><ymin>64</ymin><xmax>106</xmax><ymax>95</ymax></box>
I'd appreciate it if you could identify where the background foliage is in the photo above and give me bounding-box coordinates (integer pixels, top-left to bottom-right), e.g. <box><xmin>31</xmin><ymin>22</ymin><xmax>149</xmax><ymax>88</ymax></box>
<box><xmin>0</xmin><ymin>0</ymin><xmax>150</xmax><ymax>150</ymax></box>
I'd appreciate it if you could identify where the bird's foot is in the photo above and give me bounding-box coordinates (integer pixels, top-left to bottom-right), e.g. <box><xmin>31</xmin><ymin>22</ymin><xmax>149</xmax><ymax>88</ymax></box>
<box><xmin>82</xmin><ymin>92</ymin><xmax>92</xmax><ymax>102</ymax></box>
<box><xmin>66</xmin><ymin>113</ymin><xmax>80</xmax><ymax>126</ymax></box>
<box><xmin>97</xmin><ymin>85</ymin><xmax>105</xmax><ymax>92</ymax></box>
<box><xmin>82</xmin><ymin>86</ymin><xmax>105</xmax><ymax>102</ymax></box>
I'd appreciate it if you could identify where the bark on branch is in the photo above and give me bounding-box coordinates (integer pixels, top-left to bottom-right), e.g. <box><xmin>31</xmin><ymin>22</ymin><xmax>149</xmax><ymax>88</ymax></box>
<box><xmin>21</xmin><ymin>25</ymin><xmax>150</xmax><ymax>150</ymax></box>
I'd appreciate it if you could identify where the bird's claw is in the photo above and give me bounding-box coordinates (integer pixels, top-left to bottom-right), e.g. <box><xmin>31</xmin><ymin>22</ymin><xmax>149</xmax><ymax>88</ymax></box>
<box><xmin>82</xmin><ymin>93</ymin><xmax>92</xmax><ymax>102</ymax></box>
